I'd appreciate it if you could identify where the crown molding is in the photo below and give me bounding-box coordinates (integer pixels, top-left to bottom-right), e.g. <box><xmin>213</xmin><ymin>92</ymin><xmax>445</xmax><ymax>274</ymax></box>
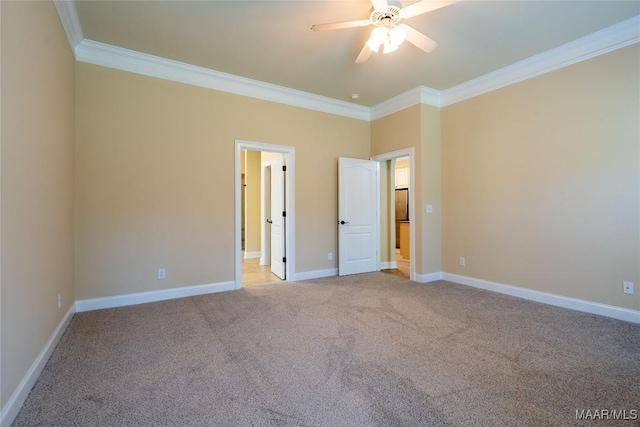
<box><xmin>440</xmin><ymin>15</ymin><xmax>640</xmax><ymax>107</ymax></box>
<box><xmin>370</xmin><ymin>86</ymin><xmax>441</xmax><ymax>121</ymax></box>
<box><xmin>53</xmin><ymin>0</ymin><xmax>83</xmax><ymax>58</ymax></box>
<box><xmin>75</xmin><ymin>40</ymin><xmax>371</xmax><ymax>121</ymax></box>
<box><xmin>419</xmin><ymin>86</ymin><xmax>442</xmax><ymax>108</ymax></box>
<box><xmin>61</xmin><ymin>0</ymin><xmax>637</xmax><ymax>121</ymax></box>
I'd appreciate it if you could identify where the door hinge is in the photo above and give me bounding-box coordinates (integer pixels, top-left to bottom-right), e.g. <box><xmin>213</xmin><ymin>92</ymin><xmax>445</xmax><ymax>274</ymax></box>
<box><xmin>283</xmin><ymin>257</ymin><xmax>286</xmax><ymax>263</ymax></box>
<box><xmin>283</xmin><ymin>211</ymin><xmax>286</xmax><ymax>217</ymax></box>
<box><xmin>283</xmin><ymin>165</ymin><xmax>287</xmax><ymax>172</ymax></box>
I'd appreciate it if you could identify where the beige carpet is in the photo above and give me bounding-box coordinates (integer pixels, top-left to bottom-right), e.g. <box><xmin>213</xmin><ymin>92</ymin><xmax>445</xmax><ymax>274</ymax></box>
<box><xmin>13</xmin><ymin>273</ymin><xmax>640</xmax><ymax>426</ymax></box>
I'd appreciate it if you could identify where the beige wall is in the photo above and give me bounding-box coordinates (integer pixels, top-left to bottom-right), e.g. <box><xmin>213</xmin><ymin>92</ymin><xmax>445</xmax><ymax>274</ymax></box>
<box><xmin>244</xmin><ymin>150</ymin><xmax>261</xmax><ymax>253</ymax></box>
<box><xmin>396</xmin><ymin>157</ymin><xmax>409</xmax><ymax>169</ymax></box>
<box><xmin>1</xmin><ymin>0</ymin><xmax>75</xmax><ymax>409</ymax></box>
<box><xmin>442</xmin><ymin>45</ymin><xmax>640</xmax><ymax>311</ymax></box>
<box><xmin>261</xmin><ymin>151</ymin><xmax>282</xmax><ymax>164</ymax></box>
<box><xmin>420</xmin><ymin>105</ymin><xmax>442</xmax><ymax>275</ymax></box>
<box><xmin>75</xmin><ymin>63</ymin><xmax>370</xmax><ymax>299</ymax></box>
<box><xmin>371</xmin><ymin>106</ymin><xmax>423</xmax><ymax>273</ymax></box>
<box><xmin>371</xmin><ymin>104</ymin><xmax>443</xmax><ymax>278</ymax></box>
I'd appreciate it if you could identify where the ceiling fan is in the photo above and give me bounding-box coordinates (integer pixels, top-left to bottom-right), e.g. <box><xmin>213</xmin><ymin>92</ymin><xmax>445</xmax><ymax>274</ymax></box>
<box><xmin>311</xmin><ymin>0</ymin><xmax>460</xmax><ymax>63</ymax></box>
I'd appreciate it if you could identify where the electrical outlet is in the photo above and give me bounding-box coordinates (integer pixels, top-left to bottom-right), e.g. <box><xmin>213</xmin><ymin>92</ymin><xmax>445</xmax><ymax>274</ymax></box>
<box><xmin>623</xmin><ymin>281</ymin><xmax>634</xmax><ymax>295</ymax></box>
<box><xmin>57</xmin><ymin>293</ymin><xmax>62</xmax><ymax>309</ymax></box>
<box><xmin>459</xmin><ymin>257</ymin><xmax>465</xmax><ymax>267</ymax></box>
<box><xmin>328</xmin><ymin>253</ymin><xmax>333</xmax><ymax>261</ymax></box>
<box><xmin>158</xmin><ymin>268</ymin><xmax>166</xmax><ymax>280</ymax></box>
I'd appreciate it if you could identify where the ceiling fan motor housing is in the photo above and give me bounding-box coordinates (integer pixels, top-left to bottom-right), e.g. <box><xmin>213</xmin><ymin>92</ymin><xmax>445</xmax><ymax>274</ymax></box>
<box><xmin>370</xmin><ymin>5</ymin><xmax>402</xmax><ymax>27</ymax></box>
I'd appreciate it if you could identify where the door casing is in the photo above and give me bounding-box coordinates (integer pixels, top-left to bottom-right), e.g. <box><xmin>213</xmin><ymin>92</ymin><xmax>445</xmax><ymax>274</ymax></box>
<box><xmin>371</xmin><ymin>147</ymin><xmax>416</xmax><ymax>281</ymax></box>
<box><xmin>234</xmin><ymin>140</ymin><xmax>295</xmax><ymax>289</ymax></box>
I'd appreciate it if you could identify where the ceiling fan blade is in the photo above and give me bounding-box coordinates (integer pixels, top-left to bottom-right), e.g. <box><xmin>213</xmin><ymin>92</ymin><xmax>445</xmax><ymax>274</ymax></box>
<box><xmin>371</xmin><ymin>0</ymin><xmax>389</xmax><ymax>12</ymax></box>
<box><xmin>400</xmin><ymin>0</ymin><xmax>461</xmax><ymax>19</ymax></box>
<box><xmin>311</xmin><ymin>19</ymin><xmax>372</xmax><ymax>31</ymax></box>
<box><xmin>355</xmin><ymin>44</ymin><xmax>373</xmax><ymax>63</ymax></box>
<box><xmin>399</xmin><ymin>24</ymin><xmax>439</xmax><ymax>53</ymax></box>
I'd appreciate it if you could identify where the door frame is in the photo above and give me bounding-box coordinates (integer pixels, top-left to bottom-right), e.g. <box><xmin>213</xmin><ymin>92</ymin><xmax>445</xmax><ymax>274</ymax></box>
<box><xmin>371</xmin><ymin>147</ymin><xmax>416</xmax><ymax>281</ymax></box>
<box><xmin>235</xmin><ymin>140</ymin><xmax>295</xmax><ymax>289</ymax></box>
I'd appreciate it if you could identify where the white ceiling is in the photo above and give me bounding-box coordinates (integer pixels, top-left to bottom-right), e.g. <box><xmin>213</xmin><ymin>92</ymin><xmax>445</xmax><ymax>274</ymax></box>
<box><xmin>74</xmin><ymin>1</ymin><xmax>639</xmax><ymax>106</ymax></box>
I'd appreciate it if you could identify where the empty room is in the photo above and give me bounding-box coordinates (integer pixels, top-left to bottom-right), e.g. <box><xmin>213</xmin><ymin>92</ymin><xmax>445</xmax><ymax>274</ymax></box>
<box><xmin>1</xmin><ymin>0</ymin><xmax>639</xmax><ymax>425</ymax></box>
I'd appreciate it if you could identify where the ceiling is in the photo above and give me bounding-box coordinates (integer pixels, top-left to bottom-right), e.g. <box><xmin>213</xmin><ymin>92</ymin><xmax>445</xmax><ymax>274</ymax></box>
<box><xmin>75</xmin><ymin>1</ymin><xmax>639</xmax><ymax>106</ymax></box>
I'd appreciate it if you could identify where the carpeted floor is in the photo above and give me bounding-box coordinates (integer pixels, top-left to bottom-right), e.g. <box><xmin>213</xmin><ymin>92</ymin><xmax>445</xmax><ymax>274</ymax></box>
<box><xmin>13</xmin><ymin>273</ymin><xmax>640</xmax><ymax>426</ymax></box>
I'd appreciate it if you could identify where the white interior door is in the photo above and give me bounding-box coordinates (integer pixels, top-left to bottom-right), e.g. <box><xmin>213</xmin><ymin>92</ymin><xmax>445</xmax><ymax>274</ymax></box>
<box><xmin>270</xmin><ymin>156</ymin><xmax>286</xmax><ymax>279</ymax></box>
<box><xmin>338</xmin><ymin>157</ymin><xmax>378</xmax><ymax>276</ymax></box>
<box><xmin>260</xmin><ymin>164</ymin><xmax>272</xmax><ymax>266</ymax></box>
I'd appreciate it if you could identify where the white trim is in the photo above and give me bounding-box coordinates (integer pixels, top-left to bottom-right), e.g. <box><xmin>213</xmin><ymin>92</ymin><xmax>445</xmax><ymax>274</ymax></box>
<box><xmin>75</xmin><ymin>281</ymin><xmax>235</xmax><ymax>312</ymax></box>
<box><xmin>295</xmin><ymin>268</ymin><xmax>338</xmax><ymax>281</ymax></box>
<box><xmin>440</xmin><ymin>16</ymin><xmax>640</xmax><ymax>106</ymax></box>
<box><xmin>376</xmin><ymin>161</ymin><xmax>381</xmax><ymax>275</ymax></box>
<box><xmin>53</xmin><ymin>0</ymin><xmax>83</xmax><ymax>57</ymax></box>
<box><xmin>415</xmin><ymin>272</ymin><xmax>444</xmax><ymax>283</ymax></box>
<box><xmin>371</xmin><ymin>148</ymin><xmax>416</xmax><ymax>282</ymax></box>
<box><xmin>235</xmin><ymin>141</ymin><xmax>295</xmax><ymax>290</ymax></box>
<box><xmin>75</xmin><ymin>40</ymin><xmax>370</xmax><ymax>121</ymax></box>
<box><xmin>243</xmin><ymin>251</ymin><xmax>261</xmax><ymax>259</ymax></box>
<box><xmin>442</xmin><ymin>273</ymin><xmax>640</xmax><ymax>324</ymax></box>
<box><xmin>0</xmin><ymin>303</ymin><xmax>76</xmax><ymax>427</ymax></box>
<box><xmin>380</xmin><ymin>261</ymin><xmax>397</xmax><ymax>270</ymax></box>
<box><xmin>370</xmin><ymin>86</ymin><xmax>440</xmax><ymax>120</ymax></box>
<box><xmin>389</xmin><ymin>158</ymin><xmax>397</xmax><ymax>257</ymax></box>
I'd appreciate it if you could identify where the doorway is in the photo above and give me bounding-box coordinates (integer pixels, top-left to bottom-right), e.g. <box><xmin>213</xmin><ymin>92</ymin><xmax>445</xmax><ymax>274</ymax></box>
<box><xmin>371</xmin><ymin>148</ymin><xmax>415</xmax><ymax>281</ymax></box>
<box><xmin>393</xmin><ymin>156</ymin><xmax>411</xmax><ymax>279</ymax></box>
<box><xmin>235</xmin><ymin>141</ymin><xmax>296</xmax><ymax>289</ymax></box>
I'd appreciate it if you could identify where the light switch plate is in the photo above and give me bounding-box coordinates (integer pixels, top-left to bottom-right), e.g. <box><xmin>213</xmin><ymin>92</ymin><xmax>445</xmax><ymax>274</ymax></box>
<box><xmin>426</xmin><ymin>205</ymin><xmax>433</xmax><ymax>214</ymax></box>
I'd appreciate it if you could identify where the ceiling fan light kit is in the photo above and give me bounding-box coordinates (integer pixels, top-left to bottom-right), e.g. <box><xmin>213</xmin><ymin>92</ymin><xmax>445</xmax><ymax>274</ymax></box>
<box><xmin>366</xmin><ymin>25</ymin><xmax>407</xmax><ymax>53</ymax></box>
<box><xmin>311</xmin><ymin>0</ymin><xmax>460</xmax><ymax>63</ymax></box>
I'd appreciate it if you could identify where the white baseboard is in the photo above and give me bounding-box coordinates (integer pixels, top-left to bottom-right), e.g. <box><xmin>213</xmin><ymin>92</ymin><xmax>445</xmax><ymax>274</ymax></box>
<box><xmin>442</xmin><ymin>272</ymin><xmax>640</xmax><ymax>324</ymax></box>
<box><xmin>415</xmin><ymin>271</ymin><xmax>443</xmax><ymax>283</ymax></box>
<box><xmin>75</xmin><ymin>281</ymin><xmax>236</xmax><ymax>312</ymax></box>
<box><xmin>380</xmin><ymin>261</ymin><xmax>397</xmax><ymax>270</ymax></box>
<box><xmin>243</xmin><ymin>251</ymin><xmax>261</xmax><ymax>259</ymax></box>
<box><xmin>294</xmin><ymin>268</ymin><xmax>338</xmax><ymax>281</ymax></box>
<box><xmin>0</xmin><ymin>303</ymin><xmax>76</xmax><ymax>427</ymax></box>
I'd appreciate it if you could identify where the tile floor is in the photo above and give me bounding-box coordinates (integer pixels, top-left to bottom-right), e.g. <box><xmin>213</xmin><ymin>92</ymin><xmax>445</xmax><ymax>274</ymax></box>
<box><xmin>395</xmin><ymin>248</ymin><xmax>410</xmax><ymax>279</ymax></box>
<box><xmin>241</xmin><ymin>256</ymin><xmax>283</xmax><ymax>287</ymax></box>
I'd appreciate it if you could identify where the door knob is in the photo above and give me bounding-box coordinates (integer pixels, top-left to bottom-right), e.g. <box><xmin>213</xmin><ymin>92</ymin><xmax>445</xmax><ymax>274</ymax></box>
<box><xmin>267</xmin><ymin>219</ymin><xmax>272</xmax><ymax>224</ymax></box>
<box><xmin>339</xmin><ymin>220</ymin><xmax>350</xmax><ymax>225</ymax></box>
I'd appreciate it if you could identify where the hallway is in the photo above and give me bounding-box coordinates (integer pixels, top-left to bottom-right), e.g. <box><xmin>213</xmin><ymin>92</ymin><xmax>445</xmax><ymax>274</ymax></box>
<box><xmin>242</xmin><ymin>256</ymin><xmax>283</xmax><ymax>287</ymax></box>
<box><xmin>395</xmin><ymin>249</ymin><xmax>410</xmax><ymax>279</ymax></box>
